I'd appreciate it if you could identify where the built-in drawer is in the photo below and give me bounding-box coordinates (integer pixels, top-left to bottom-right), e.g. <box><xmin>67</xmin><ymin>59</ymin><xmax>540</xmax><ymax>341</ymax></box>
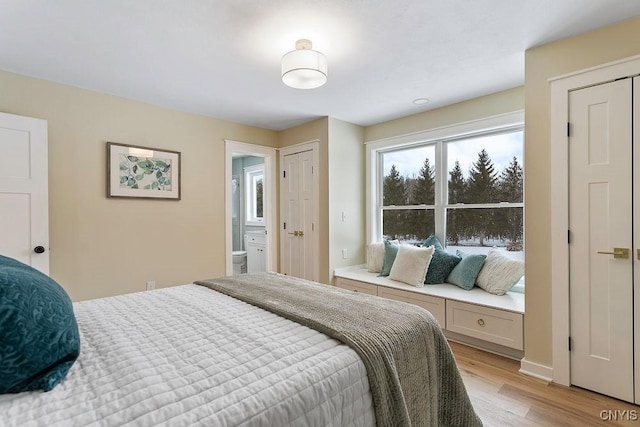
<box><xmin>246</xmin><ymin>233</ymin><xmax>266</xmax><ymax>245</ymax></box>
<box><xmin>335</xmin><ymin>277</ymin><xmax>378</xmax><ymax>296</ymax></box>
<box><xmin>446</xmin><ymin>300</ymin><xmax>523</xmax><ymax>350</ymax></box>
<box><xmin>377</xmin><ymin>287</ymin><xmax>446</xmax><ymax>328</ymax></box>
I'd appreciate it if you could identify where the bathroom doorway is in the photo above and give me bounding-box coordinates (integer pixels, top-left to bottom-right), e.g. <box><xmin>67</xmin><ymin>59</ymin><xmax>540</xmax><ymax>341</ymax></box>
<box><xmin>224</xmin><ymin>140</ymin><xmax>277</xmax><ymax>276</ymax></box>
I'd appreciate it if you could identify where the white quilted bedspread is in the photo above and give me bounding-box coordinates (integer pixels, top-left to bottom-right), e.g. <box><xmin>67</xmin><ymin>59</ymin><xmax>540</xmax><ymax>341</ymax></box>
<box><xmin>0</xmin><ymin>285</ymin><xmax>375</xmax><ymax>427</ymax></box>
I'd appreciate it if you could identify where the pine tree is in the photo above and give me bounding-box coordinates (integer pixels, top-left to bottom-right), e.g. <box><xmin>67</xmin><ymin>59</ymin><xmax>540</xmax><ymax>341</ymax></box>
<box><xmin>447</xmin><ymin>160</ymin><xmax>467</xmax><ymax>245</ymax></box>
<box><xmin>467</xmin><ymin>149</ymin><xmax>499</xmax><ymax>203</ymax></box>
<box><xmin>466</xmin><ymin>149</ymin><xmax>499</xmax><ymax>245</ymax></box>
<box><xmin>404</xmin><ymin>158</ymin><xmax>435</xmax><ymax>241</ymax></box>
<box><xmin>256</xmin><ymin>179</ymin><xmax>263</xmax><ymax>218</ymax></box>
<box><xmin>498</xmin><ymin>157</ymin><xmax>524</xmax><ymax>249</ymax></box>
<box><xmin>383</xmin><ymin>164</ymin><xmax>407</xmax><ymax>239</ymax></box>
<box><xmin>499</xmin><ymin>157</ymin><xmax>523</xmax><ymax>203</ymax></box>
<box><xmin>383</xmin><ymin>164</ymin><xmax>406</xmax><ymax>205</ymax></box>
<box><xmin>448</xmin><ymin>161</ymin><xmax>466</xmax><ymax>204</ymax></box>
<box><xmin>412</xmin><ymin>157</ymin><xmax>435</xmax><ymax>205</ymax></box>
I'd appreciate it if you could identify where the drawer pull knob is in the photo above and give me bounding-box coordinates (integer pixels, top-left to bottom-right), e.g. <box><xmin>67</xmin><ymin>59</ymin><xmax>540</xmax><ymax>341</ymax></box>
<box><xmin>477</xmin><ymin>318</ymin><xmax>485</xmax><ymax>326</ymax></box>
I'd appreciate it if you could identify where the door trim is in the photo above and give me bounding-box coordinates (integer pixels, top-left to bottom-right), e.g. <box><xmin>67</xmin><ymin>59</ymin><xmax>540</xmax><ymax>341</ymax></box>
<box><xmin>278</xmin><ymin>140</ymin><xmax>320</xmax><ymax>282</ymax></box>
<box><xmin>633</xmin><ymin>75</ymin><xmax>640</xmax><ymax>403</ymax></box>
<box><xmin>550</xmin><ymin>54</ymin><xmax>640</xmax><ymax>386</ymax></box>
<box><xmin>224</xmin><ymin>140</ymin><xmax>277</xmax><ymax>276</ymax></box>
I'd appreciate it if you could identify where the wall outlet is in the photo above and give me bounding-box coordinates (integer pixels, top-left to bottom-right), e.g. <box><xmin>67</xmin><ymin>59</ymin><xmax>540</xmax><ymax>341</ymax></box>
<box><xmin>146</xmin><ymin>281</ymin><xmax>156</xmax><ymax>291</ymax></box>
<box><xmin>342</xmin><ymin>248</ymin><xmax>348</xmax><ymax>259</ymax></box>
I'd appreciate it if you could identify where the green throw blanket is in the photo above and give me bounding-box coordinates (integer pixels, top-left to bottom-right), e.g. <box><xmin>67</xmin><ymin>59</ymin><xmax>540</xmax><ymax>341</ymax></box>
<box><xmin>196</xmin><ymin>272</ymin><xmax>482</xmax><ymax>427</ymax></box>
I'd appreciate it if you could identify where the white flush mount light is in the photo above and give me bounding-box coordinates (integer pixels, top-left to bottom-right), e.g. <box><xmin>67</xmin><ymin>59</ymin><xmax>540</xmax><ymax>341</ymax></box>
<box><xmin>281</xmin><ymin>39</ymin><xmax>327</xmax><ymax>89</ymax></box>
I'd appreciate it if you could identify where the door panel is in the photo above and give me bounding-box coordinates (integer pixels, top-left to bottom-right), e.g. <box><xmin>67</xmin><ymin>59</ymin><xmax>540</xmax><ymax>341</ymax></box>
<box><xmin>280</xmin><ymin>148</ymin><xmax>315</xmax><ymax>281</ymax></box>
<box><xmin>281</xmin><ymin>153</ymin><xmax>300</xmax><ymax>277</ymax></box>
<box><xmin>569</xmin><ymin>78</ymin><xmax>633</xmax><ymax>402</ymax></box>
<box><xmin>0</xmin><ymin>113</ymin><xmax>48</xmax><ymax>272</ymax></box>
<box><xmin>299</xmin><ymin>150</ymin><xmax>314</xmax><ymax>280</ymax></box>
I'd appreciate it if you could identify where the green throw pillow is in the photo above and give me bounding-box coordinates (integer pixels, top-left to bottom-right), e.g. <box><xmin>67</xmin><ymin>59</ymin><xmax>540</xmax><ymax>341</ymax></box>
<box><xmin>422</xmin><ymin>234</ymin><xmax>444</xmax><ymax>251</ymax></box>
<box><xmin>446</xmin><ymin>250</ymin><xmax>487</xmax><ymax>290</ymax></box>
<box><xmin>378</xmin><ymin>240</ymin><xmax>400</xmax><ymax>277</ymax></box>
<box><xmin>425</xmin><ymin>248</ymin><xmax>462</xmax><ymax>284</ymax></box>
<box><xmin>0</xmin><ymin>255</ymin><xmax>80</xmax><ymax>394</ymax></box>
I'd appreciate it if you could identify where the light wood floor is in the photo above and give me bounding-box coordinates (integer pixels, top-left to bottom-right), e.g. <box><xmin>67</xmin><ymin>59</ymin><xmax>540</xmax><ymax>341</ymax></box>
<box><xmin>450</xmin><ymin>341</ymin><xmax>639</xmax><ymax>426</ymax></box>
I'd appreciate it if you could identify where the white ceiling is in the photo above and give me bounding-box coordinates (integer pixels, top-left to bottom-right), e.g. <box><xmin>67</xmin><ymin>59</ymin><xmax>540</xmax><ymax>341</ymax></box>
<box><xmin>1</xmin><ymin>1</ymin><xmax>639</xmax><ymax>130</ymax></box>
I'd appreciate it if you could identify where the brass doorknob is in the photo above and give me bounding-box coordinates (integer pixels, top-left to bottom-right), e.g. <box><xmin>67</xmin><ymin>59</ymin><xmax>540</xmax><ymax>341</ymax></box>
<box><xmin>597</xmin><ymin>248</ymin><xmax>629</xmax><ymax>259</ymax></box>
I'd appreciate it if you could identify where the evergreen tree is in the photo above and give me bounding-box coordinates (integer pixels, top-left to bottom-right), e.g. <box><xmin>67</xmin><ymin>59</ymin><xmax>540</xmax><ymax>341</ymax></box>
<box><xmin>408</xmin><ymin>158</ymin><xmax>436</xmax><ymax>241</ymax></box>
<box><xmin>467</xmin><ymin>149</ymin><xmax>499</xmax><ymax>203</ymax></box>
<box><xmin>383</xmin><ymin>164</ymin><xmax>407</xmax><ymax>239</ymax></box>
<box><xmin>448</xmin><ymin>161</ymin><xmax>466</xmax><ymax>204</ymax></box>
<box><xmin>256</xmin><ymin>179</ymin><xmax>263</xmax><ymax>218</ymax></box>
<box><xmin>499</xmin><ymin>157</ymin><xmax>523</xmax><ymax>203</ymax></box>
<box><xmin>466</xmin><ymin>149</ymin><xmax>499</xmax><ymax>245</ymax></box>
<box><xmin>412</xmin><ymin>157</ymin><xmax>435</xmax><ymax>205</ymax></box>
<box><xmin>447</xmin><ymin>160</ymin><xmax>467</xmax><ymax>245</ymax></box>
<box><xmin>383</xmin><ymin>164</ymin><xmax>406</xmax><ymax>205</ymax></box>
<box><xmin>497</xmin><ymin>157</ymin><xmax>524</xmax><ymax>249</ymax></box>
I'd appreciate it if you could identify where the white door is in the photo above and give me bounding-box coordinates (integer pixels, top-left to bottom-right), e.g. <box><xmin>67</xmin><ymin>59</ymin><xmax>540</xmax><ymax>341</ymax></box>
<box><xmin>569</xmin><ymin>78</ymin><xmax>633</xmax><ymax>402</ymax></box>
<box><xmin>0</xmin><ymin>112</ymin><xmax>49</xmax><ymax>273</ymax></box>
<box><xmin>280</xmin><ymin>149</ymin><xmax>315</xmax><ymax>280</ymax></box>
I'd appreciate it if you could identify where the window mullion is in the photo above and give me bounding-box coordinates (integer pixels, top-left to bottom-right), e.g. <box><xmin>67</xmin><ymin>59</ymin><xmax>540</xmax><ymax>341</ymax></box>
<box><xmin>435</xmin><ymin>140</ymin><xmax>446</xmax><ymax>244</ymax></box>
<box><xmin>445</xmin><ymin>202</ymin><xmax>524</xmax><ymax>209</ymax></box>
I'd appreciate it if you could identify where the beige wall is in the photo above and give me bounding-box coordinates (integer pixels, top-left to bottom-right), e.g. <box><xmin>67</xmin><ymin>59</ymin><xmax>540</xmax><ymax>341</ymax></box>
<box><xmin>328</xmin><ymin>118</ymin><xmax>366</xmax><ymax>280</ymax></box>
<box><xmin>365</xmin><ymin>87</ymin><xmax>524</xmax><ymax>142</ymax></box>
<box><xmin>0</xmin><ymin>70</ymin><xmax>277</xmax><ymax>301</ymax></box>
<box><xmin>524</xmin><ymin>17</ymin><xmax>640</xmax><ymax>367</ymax></box>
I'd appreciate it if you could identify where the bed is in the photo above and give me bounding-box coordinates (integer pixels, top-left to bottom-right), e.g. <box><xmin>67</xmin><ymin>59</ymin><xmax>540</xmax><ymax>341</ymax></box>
<box><xmin>0</xmin><ymin>270</ymin><xmax>481</xmax><ymax>427</ymax></box>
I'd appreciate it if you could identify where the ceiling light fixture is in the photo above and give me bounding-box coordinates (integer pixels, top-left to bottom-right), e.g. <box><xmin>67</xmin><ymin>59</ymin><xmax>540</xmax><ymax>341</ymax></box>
<box><xmin>281</xmin><ymin>39</ymin><xmax>327</xmax><ymax>89</ymax></box>
<box><xmin>413</xmin><ymin>98</ymin><xmax>429</xmax><ymax>105</ymax></box>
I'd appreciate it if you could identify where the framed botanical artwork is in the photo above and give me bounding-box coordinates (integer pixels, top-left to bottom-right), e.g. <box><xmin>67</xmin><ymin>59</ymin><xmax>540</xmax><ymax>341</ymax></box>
<box><xmin>107</xmin><ymin>142</ymin><xmax>181</xmax><ymax>200</ymax></box>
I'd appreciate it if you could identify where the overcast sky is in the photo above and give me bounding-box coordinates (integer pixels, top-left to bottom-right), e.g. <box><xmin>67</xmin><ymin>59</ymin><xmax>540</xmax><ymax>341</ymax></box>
<box><xmin>383</xmin><ymin>131</ymin><xmax>523</xmax><ymax>179</ymax></box>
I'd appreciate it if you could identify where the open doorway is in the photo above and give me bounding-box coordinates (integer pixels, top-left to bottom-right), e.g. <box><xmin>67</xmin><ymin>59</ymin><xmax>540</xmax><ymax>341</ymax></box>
<box><xmin>224</xmin><ymin>140</ymin><xmax>277</xmax><ymax>276</ymax></box>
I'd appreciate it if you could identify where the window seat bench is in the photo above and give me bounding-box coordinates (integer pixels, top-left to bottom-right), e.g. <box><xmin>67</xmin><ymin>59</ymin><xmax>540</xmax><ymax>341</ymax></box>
<box><xmin>334</xmin><ymin>265</ymin><xmax>525</xmax><ymax>359</ymax></box>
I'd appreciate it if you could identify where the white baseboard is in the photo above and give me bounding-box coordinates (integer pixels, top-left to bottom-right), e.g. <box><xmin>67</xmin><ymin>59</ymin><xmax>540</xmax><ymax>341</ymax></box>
<box><xmin>519</xmin><ymin>358</ymin><xmax>553</xmax><ymax>382</ymax></box>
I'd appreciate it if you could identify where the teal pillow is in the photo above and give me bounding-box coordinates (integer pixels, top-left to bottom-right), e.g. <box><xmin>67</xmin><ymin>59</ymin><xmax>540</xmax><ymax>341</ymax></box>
<box><xmin>378</xmin><ymin>240</ymin><xmax>400</xmax><ymax>277</ymax></box>
<box><xmin>425</xmin><ymin>248</ymin><xmax>462</xmax><ymax>284</ymax></box>
<box><xmin>0</xmin><ymin>255</ymin><xmax>80</xmax><ymax>394</ymax></box>
<box><xmin>422</xmin><ymin>234</ymin><xmax>443</xmax><ymax>251</ymax></box>
<box><xmin>446</xmin><ymin>250</ymin><xmax>487</xmax><ymax>290</ymax></box>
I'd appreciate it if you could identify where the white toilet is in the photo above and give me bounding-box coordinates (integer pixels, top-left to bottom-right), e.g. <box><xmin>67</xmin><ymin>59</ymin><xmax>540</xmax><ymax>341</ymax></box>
<box><xmin>232</xmin><ymin>251</ymin><xmax>247</xmax><ymax>275</ymax></box>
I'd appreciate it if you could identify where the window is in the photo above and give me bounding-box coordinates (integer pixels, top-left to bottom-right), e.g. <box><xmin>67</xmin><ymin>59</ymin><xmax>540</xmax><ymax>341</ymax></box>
<box><xmin>368</xmin><ymin>113</ymin><xmax>523</xmax><ymax>260</ymax></box>
<box><xmin>382</xmin><ymin>145</ymin><xmax>436</xmax><ymax>242</ymax></box>
<box><xmin>245</xmin><ymin>164</ymin><xmax>264</xmax><ymax>225</ymax></box>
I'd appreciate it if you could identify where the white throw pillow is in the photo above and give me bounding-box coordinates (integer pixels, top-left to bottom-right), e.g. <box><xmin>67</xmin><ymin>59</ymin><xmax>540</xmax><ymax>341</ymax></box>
<box><xmin>389</xmin><ymin>244</ymin><xmax>435</xmax><ymax>287</ymax></box>
<box><xmin>367</xmin><ymin>240</ymin><xmax>398</xmax><ymax>273</ymax></box>
<box><xmin>476</xmin><ymin>249</ymin><xmax>524</xmax><ymax>295</ymax></box>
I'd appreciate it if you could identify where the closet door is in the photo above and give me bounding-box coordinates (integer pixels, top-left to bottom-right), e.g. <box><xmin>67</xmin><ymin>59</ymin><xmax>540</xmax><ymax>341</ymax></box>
<box><xmin>281</xmin><ymin>152</ymin><xmax>302</xmax><ymax>277</ymax></box>
<box><xmin>280</xmin><ymin>148</ymin><xmax>316</xmax><ymax>281</ymax></box>
<box><xmin>569</xmin><ymin>78</ymin><xmax>633</xmax><ymax>402</ymax></box>
<box><xmin>0</xmin><ymin>113</ymin><xmax>49</xmax><ymax>273</ymax></box>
